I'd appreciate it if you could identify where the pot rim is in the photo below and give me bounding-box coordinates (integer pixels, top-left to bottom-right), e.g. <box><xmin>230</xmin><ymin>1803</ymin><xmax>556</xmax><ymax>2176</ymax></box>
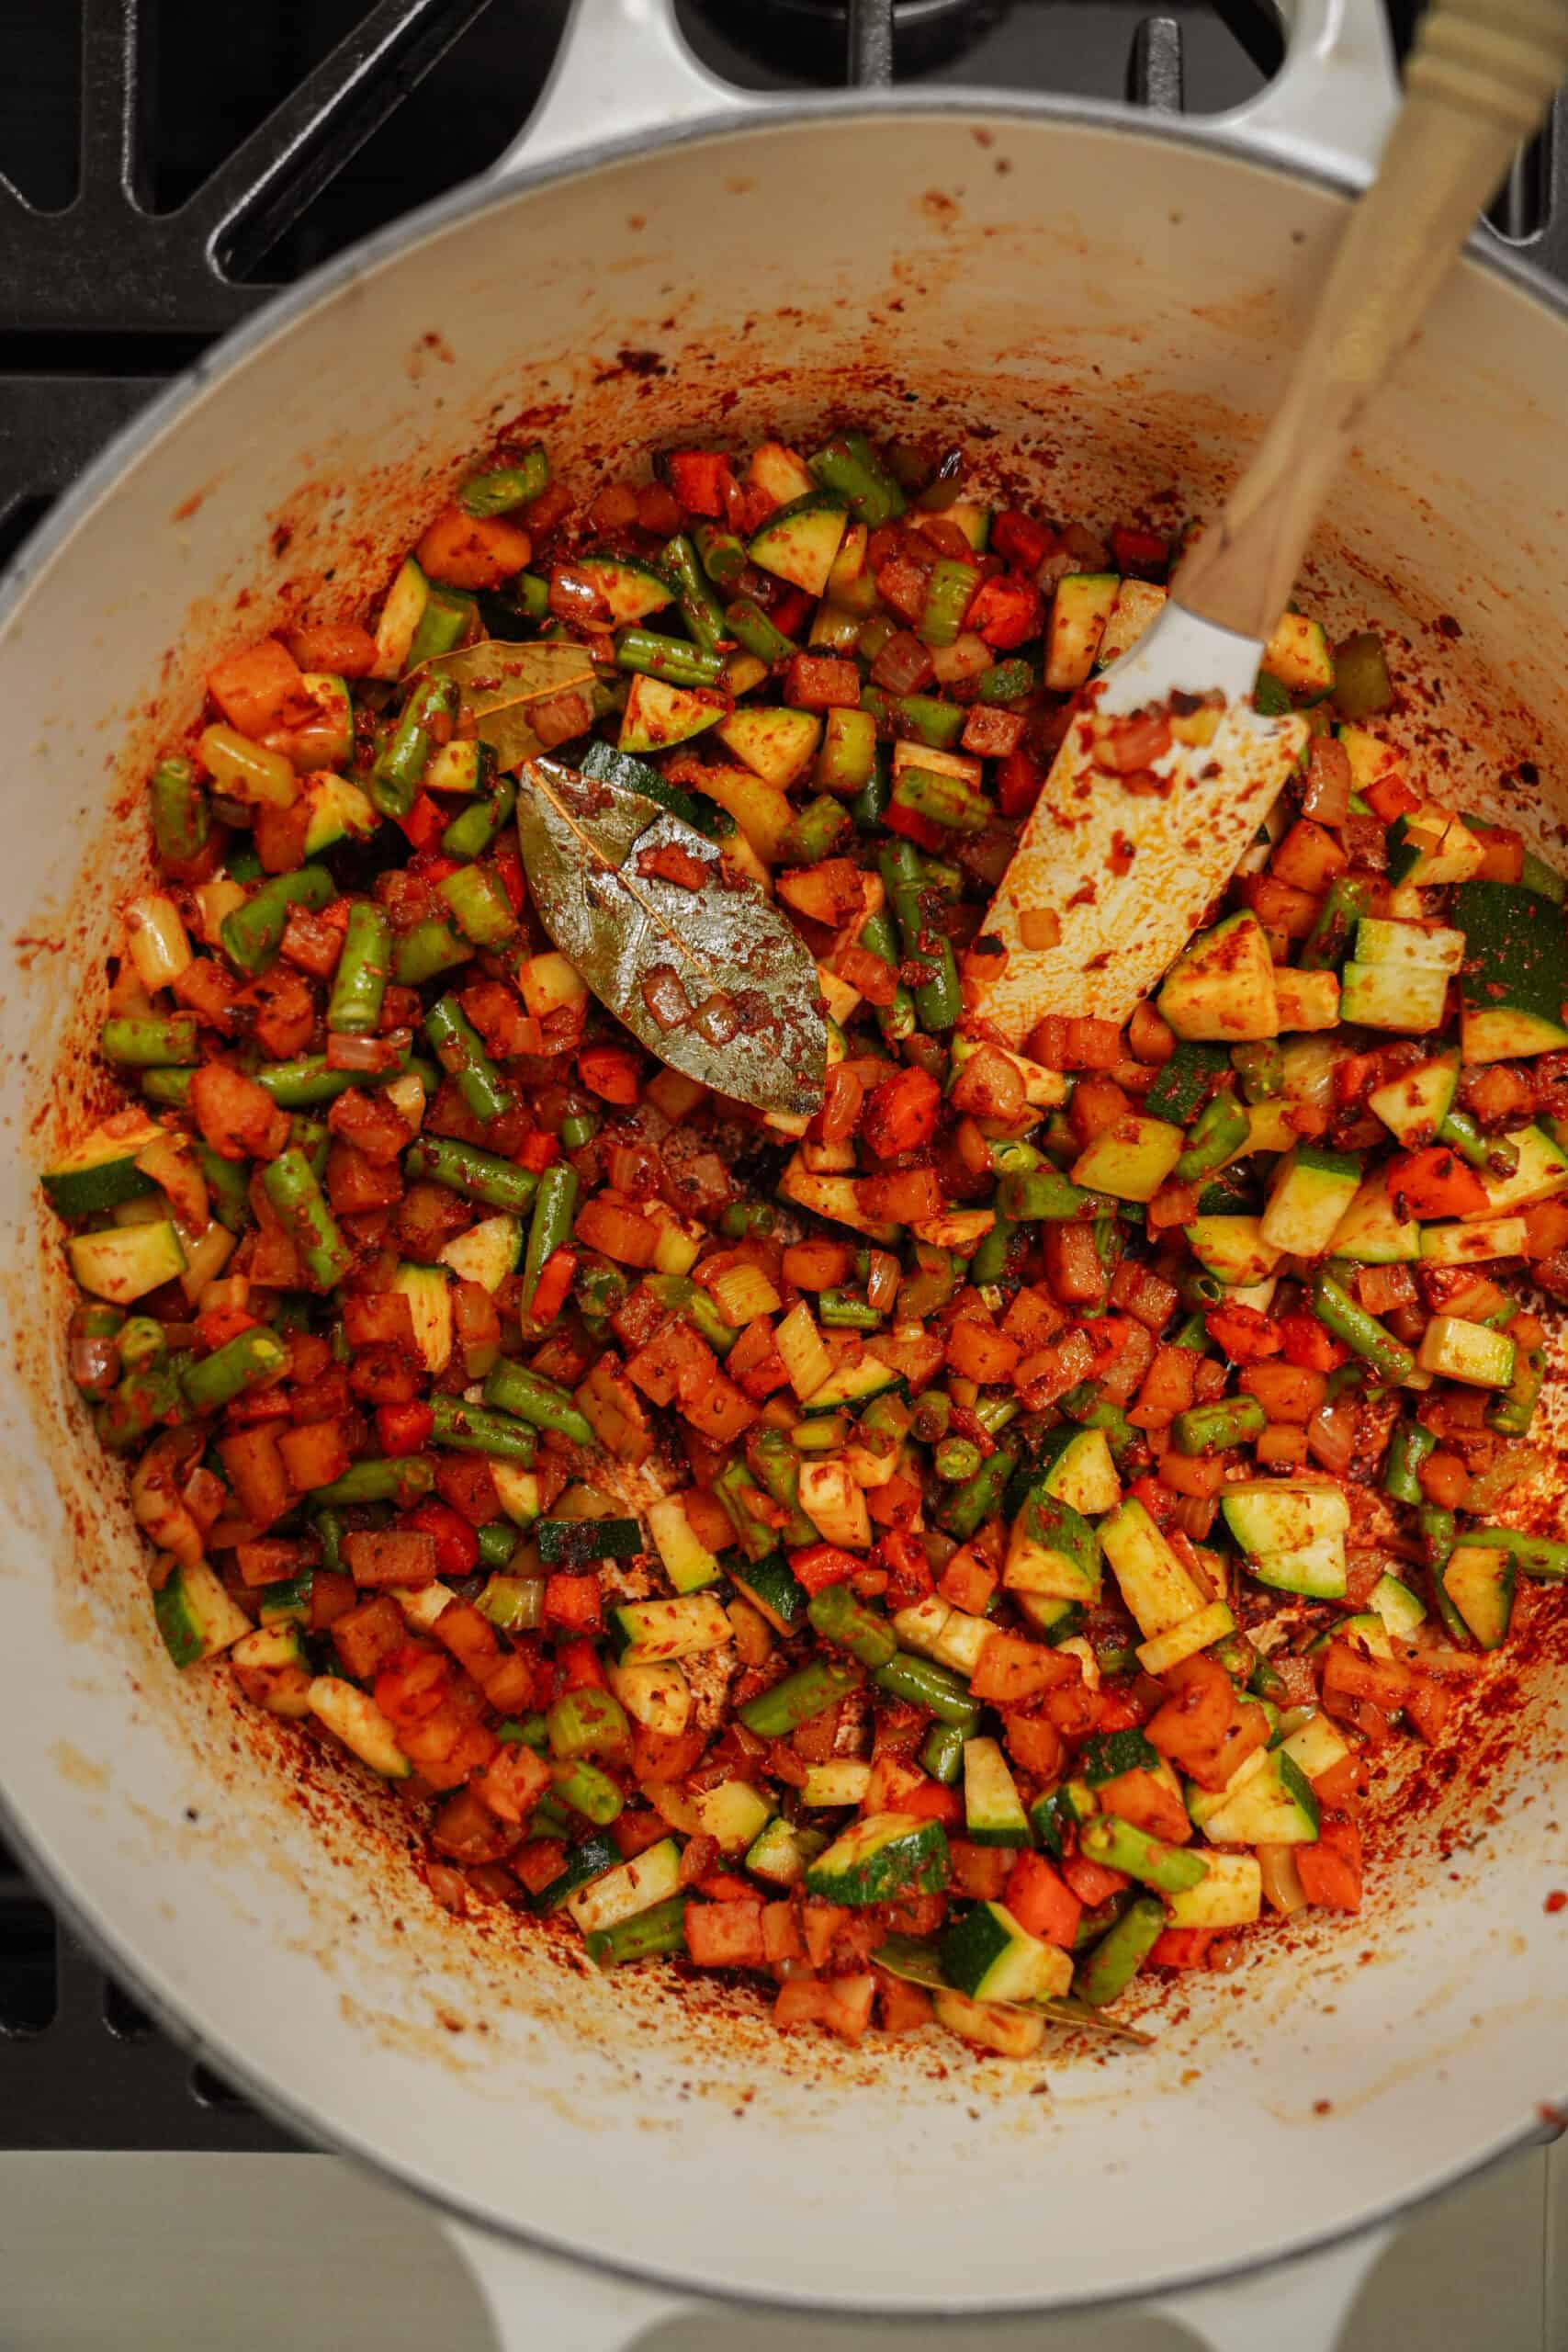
<box><xmin>2</xmin><ymin>87</ymin><xmax>1563</xmax><ymax>2318</ymax></box>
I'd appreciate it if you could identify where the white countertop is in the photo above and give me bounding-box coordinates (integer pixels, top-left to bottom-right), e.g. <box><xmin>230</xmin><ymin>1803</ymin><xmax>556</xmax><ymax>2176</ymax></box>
<box><xmin>1</xmin><ymin>2136</ymin><xmax>1562</xmax><ymax>2351</ymax></box>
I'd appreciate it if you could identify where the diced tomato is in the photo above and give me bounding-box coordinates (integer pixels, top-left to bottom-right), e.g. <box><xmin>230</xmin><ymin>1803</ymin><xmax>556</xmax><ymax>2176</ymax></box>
<box><xmin>579</xmin><ymin>1044</ymin><xmax>641</xmax><ymax>1105</ymax></box>
<box><xmin>875</xmin><ymin>1530</ymin><xmax>935</xmax><ymax>1610</ymax></box>
<box><xmin>768</xmin><ymin>586</ymin><xmax>812</xmax><ymax>639</ymax></box>
<box><xmin>1203</xmin><ymin>1304</ymin><xmax>1283</xmax><ymax>1363</ymax></box>
<box><xmin>1277</xmin><ymin>1310</ymin><xmax>1349</xmax><ymax>1372</ymax></box>
<box><xmin>376</xmin><ymin>1401</ymin><xmax>434</xmax><ymax>1457</ymax></box>
<box><xmin>664</xmin><ymin>450</ymin><xmax>735</xmax><ymax>517</ymax></box>
<box><xmin>990</xmin><ymin>510</ymin><xmax>1055</xmax><ymax>571</ymax></box>
<box><xmin>788</xmin><ymin>1542</ymin><xmax>860</xmax><ymax>1597</ymax></box>
<box><xmin>195</xmin><ymin>1305</ymin><xmax>260</xmax><ymax>1351</ymax></box>
<box><xmin>400</xmin><ymin>1498</ymin><xmax>479</xmax><ymax>1578</ymax></box>
<box><xmin>1150</xmin><ymin>1928</ymin><xmax>1215</xmax><ymax>1969</ymax></box>
<box><xmin>883</xmin><ymin>797</ymin><xmax>948</xmax><ymax>852</ymax></box>
<box><xmin>997</xmin><ymin>744</ymin><xmax>1043</xmax><ymax>819</ymax></box>
<box><xmin>1110</xmin><ymin>524</ymin><xmax>1170</xmax><ymax>576</ymax></box>
<box><xmin>396</xmin><ymin>792</ymin><xmax>446</xmax><ymax>853</ymax></box>
<box><xmin>544</xmin><ymin>1572</ymin><xmax>603</xmax><ymax>1632</ymax></box>
<box><xmin>556</xmin><ymin>1636</ymin><xmax>608</xmax><ymax>1692</ymax></box>
<box><xmin>517</xmin><ymin>1130</ymin><xmax>560</xmax><ymax>1172</ymax></box>
<box><xmin>1003</xmin><ymin>1851</ymin><xmax>1082</xmax><ymax>1948</ymax></box>
<box><xmin>1093</xmin><ymin>1687</ymin><xmax>1148</xmax><ymax>1734</ymax></box>
<box><xmin>1387</xmin><ymin>1146</ymin><xmax>1490</xmax><ymax>1220</ymax></box>
<box><xmin>1060</xmin><ymin>1852</ymin><xmax>1130</xmax><ymax>1907</ymax></box>
<box><xmin>1129</xmin><ymin>1473</ymin><xmax>1178</xmax><ymax>1526</ymax></box>
<box><xmin>964</xmin><ymin>571</ymin><xmax>1043</xmax><ymax>650</ymax></box>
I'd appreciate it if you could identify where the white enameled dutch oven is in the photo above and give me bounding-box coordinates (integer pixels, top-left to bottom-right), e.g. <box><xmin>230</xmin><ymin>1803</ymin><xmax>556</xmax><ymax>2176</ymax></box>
<box><xmin>3</xmin><ymin>4</ymin><xmax>1567</xmax><ymax>2346</ymax></box>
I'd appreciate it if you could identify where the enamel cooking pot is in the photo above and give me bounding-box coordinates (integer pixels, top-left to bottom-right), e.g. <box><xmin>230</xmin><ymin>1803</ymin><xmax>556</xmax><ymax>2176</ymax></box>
<box><xmin>3</xmin><ymin>5</ymin><xmax>1567</xmax><ymax>2346</ymax></box>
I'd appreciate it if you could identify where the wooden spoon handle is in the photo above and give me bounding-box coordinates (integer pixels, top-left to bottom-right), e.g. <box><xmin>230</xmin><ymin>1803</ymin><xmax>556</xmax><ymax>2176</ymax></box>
<box><xmin>1174</xmin><ymin>0</ymin><xmax>1568</xmax><ymax>642</ymax></box>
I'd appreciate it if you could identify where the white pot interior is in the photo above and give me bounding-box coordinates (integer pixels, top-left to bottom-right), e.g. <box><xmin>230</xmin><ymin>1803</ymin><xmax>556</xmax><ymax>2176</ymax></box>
<box><xmin>2</xmin><ymin>107</ymin><xmax>1566</xmax><ymax>2314</ymax></box>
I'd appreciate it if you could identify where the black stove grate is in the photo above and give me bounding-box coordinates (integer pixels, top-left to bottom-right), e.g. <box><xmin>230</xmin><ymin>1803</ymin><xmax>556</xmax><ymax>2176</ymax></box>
<box><xmin>2</xmin><ymin>0</ymin><xmax>1565</xmax><ymax>2159</ymax></box>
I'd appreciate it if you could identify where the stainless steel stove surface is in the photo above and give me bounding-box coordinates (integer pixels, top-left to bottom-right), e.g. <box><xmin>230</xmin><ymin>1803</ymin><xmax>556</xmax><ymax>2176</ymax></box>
<box><xmin>2</xmin><ymin>12</ymin><xmax>1568</xmax><ymax>2341</ymax></box>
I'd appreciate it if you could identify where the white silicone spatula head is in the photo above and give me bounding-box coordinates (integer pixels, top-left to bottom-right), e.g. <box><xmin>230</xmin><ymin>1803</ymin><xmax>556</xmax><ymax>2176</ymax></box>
<box><xmin>969</xmin><ymin>0</ymin><xmax>1568</xmax><ymax>1048</ymax></box>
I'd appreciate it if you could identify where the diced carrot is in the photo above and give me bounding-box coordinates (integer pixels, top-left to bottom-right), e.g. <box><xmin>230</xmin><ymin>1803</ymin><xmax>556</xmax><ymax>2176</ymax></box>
<box><xmin>898</xmin><ymin>1780</ymin><xmax>963</xmax><ymax>1826</ymax></box>
<box><xmin>1295</xmin><ymin>1812</ymin><xmax>1363</xmax><ymax>1911</ymax></box>
<box><xmin>1203</xmin><ymin>1304</ymin><xmax>1283</xmax><ymax>1363</ymax></box>
<box><xmin>1387</xmin><ymin>1146</ymin><xmax>1490</xmax><ymax>1220</ymax></box>
<box><xmin>970</xmin><ymin>1629</ymin><xmax>1076</xmax><ymax>1705</ymax></box>
<box><xmin>376</xmin><ymin>1400</ymin><xmax>435</xmax><ymax>1457</ymax></box>
<box><xmin>948</xmin><ymin>1842</ymin><xmax>1011</xmax><ymax>1899</ymax></box>
<box><xmin>964</xmin><ymin>571</ymin><xmax>1043</xmax><ymax>650</ymax></box>
<box><xmin>1096</xmin><ymin>1766</ymin><xmax>1191</xmax><ymax>1844</ymax></box>
<box><xmin>997</xmin><ymin>744</ymin><xmax>1044</xmax><ymax>818</ymax></box>
<box><xmin>1003</xmin><ymin>1851</ymin><xmax>1082</xmax><ymax>1949</ymax></box>
<box><xmin>944</xmin><ymin>1317</ymin><xmax>1021</xmax><ymax>1385</ymax></box>
<box><xmin>578</xmin><ymin>1045</ymin><xmax>642</xmax><ymax>1105</ymax></box>
<box><xmin>992</xmin><ymin>510</ymin><xmax>1056</xmax><ymax>570</ymax></box>
<box><xmin>664</xmin><ymin>450</ymin><xmax>734</xmax><ymax>516</ymax></box>
<box><xmin>416</xmin><ymin>504</ymin><xmax>531</xmax><ymax>589</ymax></box>
<box><xmin>543</xmin><ymin>1573</ymin><xmax>604</xmax><ymax>1632</ymax></box>
<box><xmin>1278</xmin><ymin>1311</ymin><xmax>1349</xmax><ymax>1372</ymax></box>
<box><xmin>527</xmin><ymin>1248</ymin><xmax>577</xmax><ymax>1329</ymax></box>
<box><xmin>1060</xmin><ymin>1852</ymin><xmax>1129</xmax><ymax>1907</ymax></box>
<box><xmin>1000</xmin><ymin>1710</ymin><xmax>1065</xmax><ymax>1780</ymax></box>
<box><xmin>875</xmin><ymin>1970</ymin><xmax>935</xmax><ymax>2034</ymax></box>
<box><xmin>518</xmin><ymin>1130</ymin><xmax>560</xmax><ymax>1173</ymax></box>
<box><xmin>860</xmin><ymin>1065</ymin><xmax>942</xmax><ymax>1159</ymax></box>
<box><xmin>207</xmin><ymin>636</ymin><xmax>310</xmax><ymax>739</ymax></box>
<box><xmin>788</xmin><ymin>1542</ymin><xmax>860</xmax><ymax>1597</ymax></box>
<box><xmin>1150</xmin><ymin>1928</ymin><xmax>1215</xmax><ymax>1969</ymax></box>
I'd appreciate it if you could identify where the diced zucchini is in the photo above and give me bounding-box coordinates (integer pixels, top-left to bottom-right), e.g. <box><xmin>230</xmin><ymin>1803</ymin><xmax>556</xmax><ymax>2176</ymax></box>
<box><xmin>1100</xmin><ymin>1498</ymin><xmax>1207</xmax><ymax>1639</ymax></box>
<box><xmin>716</xmin><ymin>705</ymin><xmax>823</xmax><ymax>789</ymax></box>
<box><xmin>1134</xmin><ymin>1599</ymin><xmax>1235</xmax><ymax>1678</ymax></box>
<box><xmin>1278</xmin><ymin>1712</ymin><xmax>1350</xmax><ymax>1783</ymax></box>
<box><xmin>1069</xmin><ymin>1114</ymin><xmax>1183</xmax><ymax>1204</ymax></box>
<box><xmin>491</xmin><ymin>1463</ymin><xmax>542</xmax><ymax>1526</ymax></box>
<box><xmin>1416</xmin><ymin>1315</ymin><xmax>1516</xmax><ymax>1389</ymax></box>
<box><xmin>1044</xmin><ymin>573</ymin><xmax>1119</xmax><ymax>691</ymax></box>
<box><xmin>947</xmin><ymin>1035</ymin><xmax>1067</xmax><ymax>1110</ymax></box>
<box><xmin>1186</xmin><ymin>1745</ymin><xmax>1269</xmax><ymax>1832</ymax></box>
<box><xmin>776</xmin><ymin>1155</ymin><xmax>898</xmax><ymax>1243</ymax></box>
<box><xmin>1096</xmin><ymin>579</ymin><xmax>1167</xmax><ymax>669</ymax></box>
<box><xmin>805</xmin><ymin>1811</ymin><xmax>951</xmax><ymax>1905</ymax></box>
<box><xmin>1439</xmin><ymin>1543</ymin><xmax>1516</xmax><ymax>1648</ymax></box>
<box><xmin>694</xmin><ymin>1779</ymin><xmax>774</xmax><ymax>1855</ymax></box>
<box><xmin>1355</xmin><ymin>917</ymin><xmax>1466</xmax><ymax>973</ymax></box>
<box><xmin>802</xmin><ymin>1759</ymin><xmax>873</xmax><ymax>1808</ymax></box>
<box><xmin>800</xmin><ymin>1356</ymin><xmax>904</xmax><ymax>1417</ymax></box>
<box><xmin>606</xmin><ymin>1658</ymin><xmax>691</xmax><ymax>1736</ymax></box>
<box><xmin>1032</xmin><ymin>1425</ymin><xmax>1122</xmax><ymax>1518</ymax></box>
<box><xmin>1385</xmin><ymin>805</ymin><xmax>1486</xmax><ymax>888</ymax></box>
<box><xmin>1165</xmin><ymin>1851</ymin><xmax>1262</xmax><ymax>1928</ymax></box>
<box><xmin>931</xmin><ymin>1987</ymin><xmax>1047</xmax><ymax>2058</ymax></box>
<box><xmin>618</xmin><ymin>673</ymin><xmax>726</xmax><ymax>755</ymax></box>
<box><xmin>1466</xmin><ymin>1122</ymin><xmax>1568</xmax><ymax>1218</ymax></box>
<box><xmin>1259</xmin><ymin>1143</ymin><xmax>1362</xmax><ymax>1258</ymax></box>
<box><xmin>1455</xmin><ymin>879</ymin><xmax>1568</xmax><ymax>1061</ymax></box>
<box><xmin>575</xmin><ymin>552</ymin><xmax>673</xmax><ymax>624</ymax></box>
<box><xmin>727</xmin><ymin>1551</ymin><xmax>809</xmax><ymax>1635</ymax></box>
<box><xmin>1338</xmin><ymin>959</ymin><xmax>1450</xmax><ymax>1034</ymax></box>
<box><xmin>892</xmin><ymin>1594</ymin><xmax>992</xmax><ymax>1679</ymax></box>
<box><xmin>67</xmin><ymin>1220</ymin><xmax>186</xmax><ymax>1305</ymax></box>
<box><xmin>391</xmin><ymin>1262</ymin><xmax>452</xmax><ymax>1374</ymax></box>
<box><xmin>647</xmin><ymin>1494</ymin><xmax>724</xmax><ymax>1594</ymax></box>
<box><xmin>744</xmin><ymin>1815</ymin><xmax>822</xmax><ymax>1888</ymax></box>
<box><xmin>1184</xmin><ymin>1216</ymin><xmax>1282</xmax><ymax>1287</ymax></box>
<box><xmin>939</xmin><ymin>1900</ymin><xmax>1073</xmax><ymax>2002</ymax></box>
<box><xmin>1327</xmin><ymin>1172</ymin><xmax>1421</xmax><ymax>1263</ymax></box>
<box><xmin>1247</xmin><ymin>1535</ymin><xmax>1347</xmax><ymax>1600</ymax></box>
<box><xmin>1367</xmin><ymin>1052</ymin><xmax>1459</xmax><ymax>1147</ymax></box>
<box><xmin>749</xmin><ymin>441</ymin><xmax>816</xmax><ymax>504</ymax></box>
<box><xmin>302</xmin><ymin>773</ymin><xmax>377</xmax><ymax>856</ymax></box>
<box><xmin>1368</xmin><ymin>1573</ymin><xmax>1426</xmax><ymax>1639</ymax></box>
<box><xmin>1003</xmin><ymin>1493</ymin><xmax>1102</xmax><ymax>1605</ymax></box>
<box><xmin>307</xmin><ymin>1676</ymin><xmax>411</xmax><ymax>1779</ymax></box>
<box><xmin>748</xmin><ymin>492</ymin><xmax>852</xmax><ymax>597</ymax></box>
<box><xmin>1158</xmin><ymin>914</ymin><xmax>1279</xmax><ymax>1043</ymax></box>
<box><xmin>607</xmin><ymin>1593</ymin><xmax>733</xmax><ymax>1663</ymax></box>
<box><xmin>436</xmin><ymin>1213</ymin><xmax>522</xmax><ymax>1293</ymax></box>
<box><xmin>1261</xmin><ymin>611</ymin><xmax>1334</xmax><ymax>699</ymax></box>
<box><xmin>1221</xmin><ymin>1480</ymin><xmax>1349</xmax><ymax>1555</ymax></box>
<box><xmin>42</xmin><ymin>1115</ymin><xmax>163</xmax><ymax>1216</ymax></box>
<box><xmin>963</xmin><ymin>1738</ymin><xmax>1031</xmax><ymax>1847</ymax></box>
<box><xmin>1200</xmin><ymin>1749</ymin><xmax>1320</xmax><ymax>1846</ymax></box>
<box><xmin>153</xmin><ymin>1559</ymin><xmax>252</xmax><ymax>1668</ymax></box>
<box><xmin>424</xmin><ymin>740</ymin><xmax>491</xmax><ymax>795</ymax></box>
<box><xmin>1419</xmin><ymin>1216</ymin><xmax>1530</xmax><ymax>1264</ymax></box>
<box><xmin>370</xmin><ymin>555</ymin><xmax>430</xmax><ymax>677</ymax></box>
<box><xmin>566</xmin><ymin>1837</ymin><xmax>683</xmax><ymax>1935</ymax></box>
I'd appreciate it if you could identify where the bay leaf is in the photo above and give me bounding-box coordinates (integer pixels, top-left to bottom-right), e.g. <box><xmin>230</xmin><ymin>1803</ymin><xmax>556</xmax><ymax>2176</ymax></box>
<box><xmin>873</xmin><ymin>1937</ymin><xmax>1154</xmax><ymax>2044</ymax></box>
<box><xmin>423</xmin><ymin>639</ymin><xmax>599</xmax><ymax>770</ymax></box>
<box><xmin>514</xmin><ymin>756</ymin><xmax>826</xmax><ymax>1120</ymax></box>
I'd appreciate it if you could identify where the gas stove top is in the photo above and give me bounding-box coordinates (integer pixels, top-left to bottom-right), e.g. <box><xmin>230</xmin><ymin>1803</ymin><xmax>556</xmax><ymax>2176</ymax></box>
<box><xmin>0</xmin><ymin>0</ymin><xmax>1562</xmax><ymax>2160</ymax></box>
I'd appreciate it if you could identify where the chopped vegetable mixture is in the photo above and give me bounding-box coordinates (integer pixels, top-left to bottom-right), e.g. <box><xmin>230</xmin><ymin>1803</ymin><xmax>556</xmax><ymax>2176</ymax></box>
<box><xmin>44</xmin><ymin>424</ymin><xmax>1568</xmax><ymax>2063</ymax></box>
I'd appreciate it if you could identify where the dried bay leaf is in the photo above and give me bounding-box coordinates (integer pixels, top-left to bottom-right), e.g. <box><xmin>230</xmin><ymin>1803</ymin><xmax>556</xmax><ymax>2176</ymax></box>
<box><xmin>514</xmin><ymin>756</ymin><xmax>826</xmax><ymax>1119</ymax></box>
<box><xmin>423</xmin><ymin>639</ymin><xmax>599</xmax><ymax>770</ymax></box>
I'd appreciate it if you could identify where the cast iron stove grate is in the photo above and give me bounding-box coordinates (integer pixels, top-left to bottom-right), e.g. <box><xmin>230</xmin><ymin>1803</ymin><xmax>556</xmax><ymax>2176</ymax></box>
<box><xmin>0</xmin><ymin>0</ymin><xmax>1559</xmax><ymax>2154</ymax></box>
